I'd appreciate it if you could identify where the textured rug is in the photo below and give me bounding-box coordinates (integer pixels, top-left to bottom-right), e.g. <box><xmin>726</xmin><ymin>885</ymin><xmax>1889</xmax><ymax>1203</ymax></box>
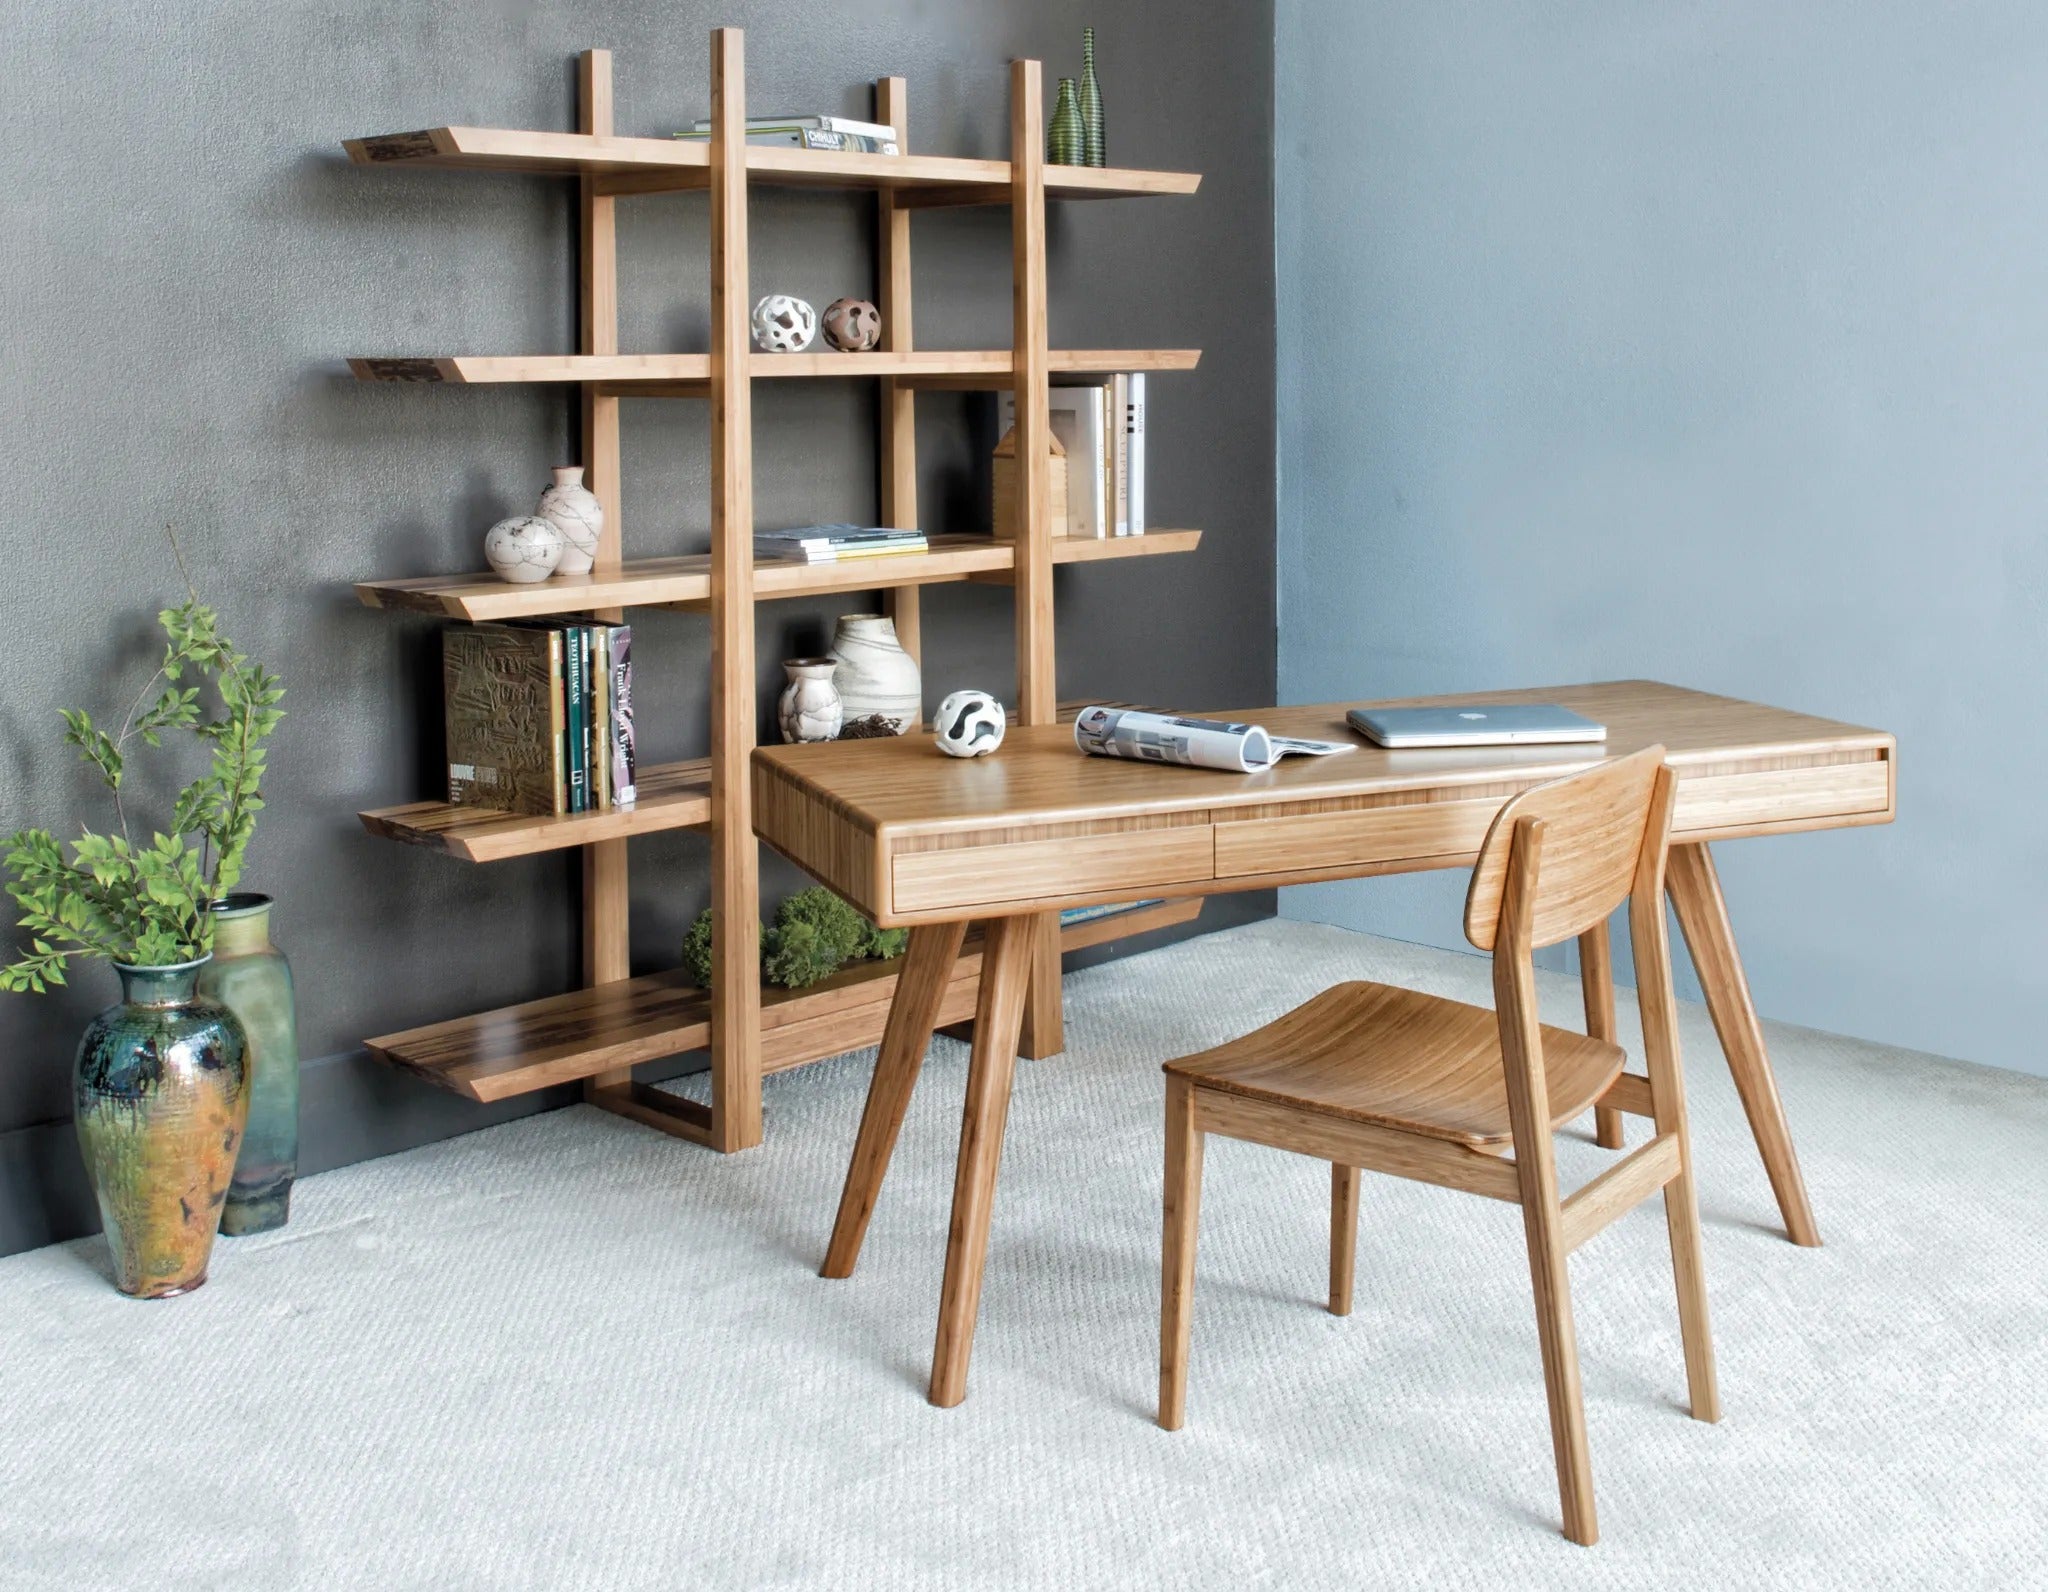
<box><xmin>2</xmin><ymin>919</ymin><xmax>2043</xmax><ymax>1590</ymax></box>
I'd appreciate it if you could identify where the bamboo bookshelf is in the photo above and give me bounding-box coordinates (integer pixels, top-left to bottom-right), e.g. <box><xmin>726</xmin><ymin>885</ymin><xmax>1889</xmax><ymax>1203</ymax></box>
<box><xmin>347</xmin><ymin>30</ymin><xmax>1204</xmax><ymax>1150</ymax></box>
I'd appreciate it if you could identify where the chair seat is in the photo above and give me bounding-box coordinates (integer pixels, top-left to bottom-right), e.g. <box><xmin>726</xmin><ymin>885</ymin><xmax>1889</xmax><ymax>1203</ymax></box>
<box><xmin>1163</xmin><ymin>981</ymin><xmax>1627</xmax><ymax>1148</ymax></box>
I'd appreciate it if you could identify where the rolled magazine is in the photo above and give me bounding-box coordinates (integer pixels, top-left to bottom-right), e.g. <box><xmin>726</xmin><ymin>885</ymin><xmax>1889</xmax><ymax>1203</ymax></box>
<box><xmin>1072</xmin><ymin>706</ymin><xmax>1353</xmax><ymax>772</ymax></box>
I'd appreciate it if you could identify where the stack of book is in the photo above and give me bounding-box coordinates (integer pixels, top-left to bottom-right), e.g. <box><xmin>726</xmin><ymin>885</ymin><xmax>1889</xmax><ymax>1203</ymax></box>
<box><xmin>753</xmin><ymin>525</ymin><xmax>928</xmax><ymax>565</ymax></box>
<box><xmin>997</xmin><ymin>373</ymin><xmax>1147</xmax><ymax>537</ymax></box>
<box><xmin>444</xmin><ymin>622</ymin><xmax>636</xmax><ymax>818</ymax></box>
<box><xmin>674</xmin><ymin>114</ymin><xmax>900</xmax><ymax>155</ymax></box>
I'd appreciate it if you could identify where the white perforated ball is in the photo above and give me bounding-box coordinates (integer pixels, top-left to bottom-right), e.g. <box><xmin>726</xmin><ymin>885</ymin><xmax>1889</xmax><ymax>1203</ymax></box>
<box><xmin>751</xmin><ymin>294</ymin><xmax>818</xmax><ymax>353</ymax></box>
<box><xmin>934</xmin><ymin>690</ymin><xmax>1006</xmax><ymax>758</ymax></box>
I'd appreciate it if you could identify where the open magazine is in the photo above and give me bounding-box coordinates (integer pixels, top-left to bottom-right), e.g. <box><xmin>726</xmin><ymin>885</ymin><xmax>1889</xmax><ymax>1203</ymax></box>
<box><xmin>1073</xmin><ymin>706</ymin><xmax>1354</xmax><ymax>773</ymax></box>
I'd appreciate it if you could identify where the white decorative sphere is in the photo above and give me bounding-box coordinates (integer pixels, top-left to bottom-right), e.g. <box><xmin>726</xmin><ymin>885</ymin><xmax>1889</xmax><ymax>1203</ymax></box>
<box><xmin>536</xmin><ymin>465</ymin><xmax>604</xmax><ymax>575</ymax></box>
<box><xmin>751</xmin><ymin>294</ymin><xmax>818</xmax><ymax>353</ymax></box>
<box><xmin>483</xmin><ymin>515</ymin><xmax>564</xmax><ymax>584</ymax></box>
<box><xmin>933</xmin><ymin>690</ymin><xmax>1007</xmax><ymax>758</ymax></box>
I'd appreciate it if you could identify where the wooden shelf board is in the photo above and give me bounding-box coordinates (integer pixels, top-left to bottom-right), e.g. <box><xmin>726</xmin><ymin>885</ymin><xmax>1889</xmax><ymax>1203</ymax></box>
<box><xmin>346</xmin><ymin>127</ymin><xmax>706</xmax><ymax>176</ymax></box>
<box><xmin>345</xmin><ymin>128</ymin><xmax>1198</xmax><ymax>206</ymax></box>
<box><xmin>356</xmin><ymin>554</ymin><xmax>715</xmax><ymax>620</ymax></box>
<box><xmin>370</xmin><ymin>943</ymin><xmax>980</xmax><ymax>1102</ymax></box>
<box><xmin>349</xmin><ymin>348</ymin><xmax>1200</xmax><ymax>390</ymax></box>
<box><xmin>356</xmin><ymin>531</ymin><xmax>1202</xmax><ymax>623</ymax></box>
<box><xmin>369</xmin><ymin>901</ymin><xmax>1201</xmax><ymax>1103</ymax></box>
<box><xmin>359</xmin><ymin>759</ymin><xmax>713</xmax><ymax>862</ymax></box>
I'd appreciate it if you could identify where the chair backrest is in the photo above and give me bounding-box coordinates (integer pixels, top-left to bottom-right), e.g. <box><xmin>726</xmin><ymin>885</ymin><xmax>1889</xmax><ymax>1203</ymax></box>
<box><xmin>1463</xmin><ymin>745</ymin><xmax>1672</xmax><ymax>953</ymax></box>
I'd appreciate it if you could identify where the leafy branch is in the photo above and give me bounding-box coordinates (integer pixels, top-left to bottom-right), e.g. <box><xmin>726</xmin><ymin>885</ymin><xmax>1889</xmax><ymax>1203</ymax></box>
<box><xmin>3</xmin><ymin>558</ymin><xmax>286</xmax><ymax>993</ymax></box>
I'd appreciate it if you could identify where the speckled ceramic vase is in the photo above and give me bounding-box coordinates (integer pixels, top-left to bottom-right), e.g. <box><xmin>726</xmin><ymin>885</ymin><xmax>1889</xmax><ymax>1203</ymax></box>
<box><xmin>536</xmin><ymin>465</ymin><xmax>604</xmax><ymax>575</ymax></box>
<box><xmin>198</xmin><ymin>895</ymin><xmax>299</xmax><ymax>1236</ymax></box>
<box><xmin>75</xmin><ymin>958</ymin><xmax>248</xmax><ymax>1298</ymax></box>
<box><xmin>828</xmin><ymin>614</ymin><xmax>921</xmax><ymax>736</ymax></box>
<box><xmin>778</xmin><ymin>658</ymin><xmax>843</xmax><ymax>743</ymax></box>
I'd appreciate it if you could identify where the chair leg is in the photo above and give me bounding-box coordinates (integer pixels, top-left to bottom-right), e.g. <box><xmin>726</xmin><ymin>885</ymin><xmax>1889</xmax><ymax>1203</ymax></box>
<box><xmin>1519</xmin><ymin>1192</ymin><xmax>1599</xmax><ymax>1546</ymax></box>
<box><xmin>1662</xmin><ymin>1164</ymin><xmax>1722</xmax><ymax>1424</ymax></box>
<box><xmin>1579</xmin><ymin>922</ymin><xmax>1626</xmax><ymax>1150</ymax></box>
<box><xmin>1329</xmin><ymin>1163</ymin><xmax>1359</xmax><ymax>1316</ymax></box>
<box><xmin>1159</xmin><ymin>1076</ymin><xmax>1205</xmax><ymax>1431</ymax></box>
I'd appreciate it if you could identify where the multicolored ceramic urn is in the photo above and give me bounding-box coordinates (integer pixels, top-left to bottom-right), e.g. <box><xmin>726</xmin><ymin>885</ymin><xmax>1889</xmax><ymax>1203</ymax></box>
<box><xmin>74</xmin><ymin>958</ymin><xmax>248</xmax><ymax>1298</ymax></box>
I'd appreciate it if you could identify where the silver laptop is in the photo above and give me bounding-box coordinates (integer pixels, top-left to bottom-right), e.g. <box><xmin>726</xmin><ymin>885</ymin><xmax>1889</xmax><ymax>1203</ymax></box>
<box><xmin>1346</xmin><ymin>703</ymin><xmax>1607</xmax><ymax>749</ymax></box>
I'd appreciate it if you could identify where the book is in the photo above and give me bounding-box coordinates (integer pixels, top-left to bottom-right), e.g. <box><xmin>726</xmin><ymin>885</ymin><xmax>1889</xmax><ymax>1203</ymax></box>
<box><xmin>591</xmin><ymin>627</ymin><xmax>612</xmax><ymax>811</ymax></box>
<box><xmin>754</xmin><ymin>526</ymin><xmax>928</xmax><ymax>563</ymax></box>
<box><xmin>673</xmin><ymin>128</ymin><xmax>899</xmax><ymax>154</ymax></box>
<box><xmin>1109</xmin><ymin>376</ymin><xmax>1128</xmax><ymax>536</ymax></box>
<box><xmin>562</xmin><ymin>624</ymin><xmax>588</xmax><ymax>813</ymax></box>
<box><xmin>443</xmin><ymin>624</ymin><xmax>566</xmax><ymax>817</ymax></box>
<box><xmin>1126</xmin><ymin>373</ymin><xmax>1146</xmax><ymax>535</ymax></box>
<box><xmin>1058</xmin><ymin>899</ymin><xmax>1165</xmax><ymax>928</ymax></box>
<box><xmin>755</xmin><ymin>524</ymin><xmax>926</xmax><ymax>550</ymax></box>
<box><xmin>758</xmin><ymin>544</ymin><xmax>930</xmax><ymax>565</ymax></box>
<box><xmin>610</xmin><ymin>625</ymin><xmax>636</xmax><ymax>807</ymax></box>
<box><xmin>998</xmin><ymin>387</ymin><xmax>1108</xmax><ymax>537</ymax></box>
<box><xmin>684</xmin><ymin>113</ymin><xmax>899</xmax><ymax>140</ymax></box>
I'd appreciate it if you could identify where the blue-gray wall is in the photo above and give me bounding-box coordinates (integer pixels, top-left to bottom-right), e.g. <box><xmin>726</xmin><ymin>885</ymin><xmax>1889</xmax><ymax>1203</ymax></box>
<box><xmin>1277</xmin><ymin>1</ymin><xmax>2043</xmax><ymax>1075</ymax></box>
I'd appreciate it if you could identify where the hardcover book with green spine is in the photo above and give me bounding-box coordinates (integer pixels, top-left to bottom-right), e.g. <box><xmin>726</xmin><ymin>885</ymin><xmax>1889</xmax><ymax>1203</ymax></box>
<box><xmin>443</xmin><ymin>624</ymin><xmax>565</xmax><ymax>816</ymax></box>
<box><xmin>562</xmin><ymin>624</ymin><xmax>588</xmax><ymax>813</ymax></box>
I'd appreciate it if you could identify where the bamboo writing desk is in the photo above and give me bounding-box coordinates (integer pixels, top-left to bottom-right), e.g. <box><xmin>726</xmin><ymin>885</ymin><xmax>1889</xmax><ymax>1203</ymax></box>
<box><xmin>751</xmin><ymin>679</ymin><xmax>1897</xmax><ymax>1406</ymax></box>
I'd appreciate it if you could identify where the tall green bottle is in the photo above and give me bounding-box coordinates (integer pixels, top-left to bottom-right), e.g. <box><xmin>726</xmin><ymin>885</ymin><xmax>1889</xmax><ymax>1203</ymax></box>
<box><xmin>199</xmin><ymin>893</ymin><xmax>299</xmax><ymax>1235</ymax></box>
<box><xmin>1048</xmin><ymin>78</ymin><xmax>1083</xmax><ymax>166</ymax></box>
<box><xmin>1078</xmin><ymin>28</ymin><xmax>1105</xmax><ymax>168</ymax></box>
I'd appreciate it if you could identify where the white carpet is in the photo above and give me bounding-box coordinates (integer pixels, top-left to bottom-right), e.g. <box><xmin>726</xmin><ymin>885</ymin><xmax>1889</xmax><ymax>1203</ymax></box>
<box><xmin>2</xmin><ymin>919</ymin><xmax>2044</xmax><ymax>1590</ymax></box>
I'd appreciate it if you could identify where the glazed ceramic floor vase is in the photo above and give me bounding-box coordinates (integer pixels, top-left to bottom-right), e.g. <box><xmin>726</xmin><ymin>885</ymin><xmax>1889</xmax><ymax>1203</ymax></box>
<box><xmin>200</xmin><ymin>894</ymin><xmax>300</xmax><ymax>1235</ymax></box>
<box><xmin>75</xmin><ymin>959</ymin><xmax>248</xmax><ymax>1298</ymax></box>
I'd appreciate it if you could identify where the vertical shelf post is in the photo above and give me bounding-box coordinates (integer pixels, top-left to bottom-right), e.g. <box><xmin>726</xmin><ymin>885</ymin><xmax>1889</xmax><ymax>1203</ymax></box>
<box><xmin>578</xmin><ymin>49</ymin><xmax>632</xmax><ymax>1092</ymax></box>
<box><xmin>1008</xmin><ymin>58</ymin><xmax>1066</xmax><ymax>1060</ymax></box>
<box><xmin>876</xmin><ymin>76</ymin><xmax>920</xmax><ymax>665</ymax></box>
<box><xmin>708</xmin><ymin>26</ymin><xmax>764</xmax><ymax>1150</ymax></box>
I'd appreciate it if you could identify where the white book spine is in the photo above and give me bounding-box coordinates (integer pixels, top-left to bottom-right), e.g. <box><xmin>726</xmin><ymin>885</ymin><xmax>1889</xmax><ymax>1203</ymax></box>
<box><xmin>1128</xmin><ymin>373</ymin><xmax>1146</xmax><ymax>535</ymax></box>
<box><xmin>1112</xmin><ymin>373</ymin><xmax>1130</xmax><ymax>535</ymax></box>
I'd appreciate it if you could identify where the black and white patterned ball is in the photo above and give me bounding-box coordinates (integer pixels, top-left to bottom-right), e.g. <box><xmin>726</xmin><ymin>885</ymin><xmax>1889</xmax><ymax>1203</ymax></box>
<box><xmin>933</xmin><ymin>690</ymin><xmax>1007</xmax><ymax>758</ymax></box>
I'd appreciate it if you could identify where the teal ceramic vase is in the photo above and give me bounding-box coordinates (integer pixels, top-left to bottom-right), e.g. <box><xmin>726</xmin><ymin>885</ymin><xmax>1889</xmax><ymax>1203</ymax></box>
<box><xmin>1078</xmin><ymin>27</ymin><xmax>1105</xmax><ymax>167</ymax></box>
<box><xmin>74</xmin><ymin>958</ymin><xmax>249</xmax><ymax>1298</ymax></box>
<box><xmin>199</xmin><ymin>894</ymin><xmax>299</xmax><ymax>1235</ymax></box>
<box><xmin>1048</xmin><ymin>77</ymin><xmax>1084</xmax><ymax>166</ymax></box>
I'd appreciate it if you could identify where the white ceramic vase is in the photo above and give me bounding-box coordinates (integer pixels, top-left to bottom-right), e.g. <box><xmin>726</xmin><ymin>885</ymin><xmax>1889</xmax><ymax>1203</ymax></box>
<box><xmin>828</xmin><ymin>615</ymin><xmax>920</xmax><ymax>736</ymax></box>
<box><xmin>778</xmin><ymin>659</ymin><xmax>844</xmax><ymax>744</ymax></box>
<box><xmin>536</xmin><ymin>466</ymin><xmax>604</xmax><ymax>575</ymax></box>
<box><xmin>483</xmin><ymin>515</ymin><xmax>564</xmax><ymax>584</ymax></box>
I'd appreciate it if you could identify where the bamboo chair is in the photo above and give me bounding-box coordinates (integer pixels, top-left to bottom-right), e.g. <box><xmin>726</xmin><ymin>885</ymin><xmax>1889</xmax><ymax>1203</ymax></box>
<box><xmin>1157</xmin><ymin>745</ymin><xmax>1718</xmax><ymax>1546</ymax></box>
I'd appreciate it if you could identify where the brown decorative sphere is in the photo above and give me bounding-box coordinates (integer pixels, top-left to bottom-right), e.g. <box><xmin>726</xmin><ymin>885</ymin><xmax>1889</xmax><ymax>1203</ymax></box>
<box><xmin>821</xmin><ymin>297</ymin><xmax>882</xmax><ymax>353</ymax></box>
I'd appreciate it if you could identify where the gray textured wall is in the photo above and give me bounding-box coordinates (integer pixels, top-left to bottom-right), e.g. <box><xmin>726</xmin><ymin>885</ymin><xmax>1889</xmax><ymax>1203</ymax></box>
<box><xmin>1277</xmin><ymin>1</ymin><xmax>2037</xmax><ymax>1074</ymax></box>
<box><xmin>0</xmin><ymin>0</ymin><xmax>1275</xmax><ymax>1252</ymax></box>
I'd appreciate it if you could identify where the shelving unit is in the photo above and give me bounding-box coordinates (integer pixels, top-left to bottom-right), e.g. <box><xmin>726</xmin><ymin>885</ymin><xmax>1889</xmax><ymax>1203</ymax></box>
<box><xmin>347</xmin><ymin>31</ymin><xmax>1204</xmax><ymax>1149</ymax></box>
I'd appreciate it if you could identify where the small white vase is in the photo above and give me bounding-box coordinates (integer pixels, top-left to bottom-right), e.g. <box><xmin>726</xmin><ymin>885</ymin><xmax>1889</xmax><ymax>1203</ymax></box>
<box><xmin>537</xmin><ymin>466</ymin><xmax>604</xmax><ymax>575</ymax></box>
<box><xmin>778</xmin><ymin>659</ymin><xmax>844</xmax><ymax>743</ymax></box>
<box><xmin>483</xmin><ymin>515</ymin><xmax>563</xmax><ymax>584</ymax></box>
<box><xmin>829</xmin><ymin>614</ymin><xmax>920</xmax><ymax>736</ymax></box>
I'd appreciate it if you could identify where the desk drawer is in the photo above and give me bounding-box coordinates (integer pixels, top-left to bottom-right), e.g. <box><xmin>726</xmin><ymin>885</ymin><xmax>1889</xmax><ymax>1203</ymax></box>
<box><xmin>1213</xmin><ymin>798</ymin><xmax>1502</xmax><ymax>880</ymax></box>
<box><xmin>891</xmin><ymin>826</ymin><xmax>1216</xmax><ymax>917</ymax></box>
<box><xmin>1673</xmin><ymin>758</ymin><xmax>1891</xmax><ymax>837</ymax></box>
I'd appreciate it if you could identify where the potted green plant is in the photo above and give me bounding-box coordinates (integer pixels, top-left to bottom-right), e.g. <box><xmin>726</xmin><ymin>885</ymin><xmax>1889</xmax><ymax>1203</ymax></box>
<box><xmin>3</xmin><ymin>588</ymin><xmax>285</xmax><ymax>1297</ymax></box>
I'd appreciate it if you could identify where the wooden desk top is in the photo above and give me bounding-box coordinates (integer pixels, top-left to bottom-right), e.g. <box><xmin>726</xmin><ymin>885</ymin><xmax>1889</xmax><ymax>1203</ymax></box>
<box><xmin>753</xmin><ymin>680</ymin><xmax>1895</xmax><ymax>926</ymax></box>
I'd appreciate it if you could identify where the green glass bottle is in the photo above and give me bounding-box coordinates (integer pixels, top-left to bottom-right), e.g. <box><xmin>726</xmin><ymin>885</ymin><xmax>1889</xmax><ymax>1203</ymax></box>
<box><xmin>1078</xmin><ymin>28</ymin><xmax>1105</xmax><ymax>168</ymax></box>
<box><xmin>1048</xmin><ymin>77</ymin><xmax>1083</xmax><ymax>166</ymax></box>
<box><xmin>200</xmin><ymin>893</ymin><xmax>299</xmax><ymax>1235</ymax></box>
